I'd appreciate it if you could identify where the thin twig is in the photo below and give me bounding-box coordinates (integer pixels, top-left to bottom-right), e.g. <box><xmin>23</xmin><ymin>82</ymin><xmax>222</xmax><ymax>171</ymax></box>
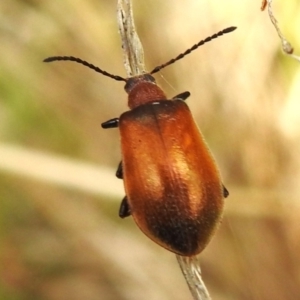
<box><xmin>117</xmin><ymin>0</ymin><xmax>145</xmax><ymax>76</ymax></box>
<box><xmin>177</xmin><ymin>255</ymin><xmax>211</xmax><ymax>300</ymax></box>
<box><xmin>116</xmin><ymin>1</ymin><xmax>212</xmax><ymax>299</ymax></box>
<box><xmin>261</xmin><ymin>0</ymin><xmax>300</xmax><ymax>62</ymax></box>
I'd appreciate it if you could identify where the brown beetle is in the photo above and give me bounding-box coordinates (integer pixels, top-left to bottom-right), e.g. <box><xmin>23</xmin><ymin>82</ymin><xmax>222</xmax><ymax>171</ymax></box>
<box><xmin>44</xmin><ymin>26</ymin><xmax>235</xmax><ymax>256</ymax></box>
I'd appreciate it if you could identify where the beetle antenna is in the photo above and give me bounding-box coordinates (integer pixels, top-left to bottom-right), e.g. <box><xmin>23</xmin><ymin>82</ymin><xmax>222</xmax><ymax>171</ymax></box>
<box><xmin>43</xmin><ymin>56</ymin><xmax>126</xmax><ymax>82</ymax></box>
<box><xmin>150</xmin><ymin>26</ymin><xmax>237</xmax><ymax>75</ymax></box>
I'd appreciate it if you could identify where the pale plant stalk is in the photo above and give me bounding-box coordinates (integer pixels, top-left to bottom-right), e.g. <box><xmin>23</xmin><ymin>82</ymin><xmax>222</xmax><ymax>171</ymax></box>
<box><xmin>117</xmin><ymin>0</ymin><xmax>145</xmax><ymax>76</ymax></box>
<box><xmin>116</xmin><ymin>1</ymin><xmax>211</xmax><ymax>299</ymax></box>
<box><xmin>176</xmin><ymin>255</ymin><xmax>211</xmax><ymax>300</ymax></box>
<box><xmin>262</xmin><ymin>0</ymin><xmax>300</xmax><ymax>62</ymax></box>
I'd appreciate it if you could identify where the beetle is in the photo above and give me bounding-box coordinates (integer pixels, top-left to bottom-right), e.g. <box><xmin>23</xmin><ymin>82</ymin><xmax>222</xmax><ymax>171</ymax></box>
<box><xmin>44</xmin><ymin>26</ymin><xmax>235</xmax><ymax>256</ymax></box>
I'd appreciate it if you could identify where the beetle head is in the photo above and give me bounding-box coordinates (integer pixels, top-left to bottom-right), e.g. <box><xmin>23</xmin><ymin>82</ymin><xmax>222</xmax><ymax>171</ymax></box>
<box><xmin>124</xmin><ymin>74</ymin><xmax>167</xmax><ymax>109</ymax></box>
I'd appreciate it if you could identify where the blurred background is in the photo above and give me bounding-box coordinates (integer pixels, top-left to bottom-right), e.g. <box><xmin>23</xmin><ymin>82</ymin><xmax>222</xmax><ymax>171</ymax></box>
<box><xmin>1</xmin><ymin>0</ymin><xmax>300</xmax><ymax>299</ymax></box>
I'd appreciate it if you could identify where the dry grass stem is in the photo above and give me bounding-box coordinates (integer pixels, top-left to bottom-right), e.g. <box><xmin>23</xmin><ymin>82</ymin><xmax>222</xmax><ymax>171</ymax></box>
<box><xmin>262</xmin><ymin>0</ymin><xmax>300</xmax><ymax>61</ymax></box>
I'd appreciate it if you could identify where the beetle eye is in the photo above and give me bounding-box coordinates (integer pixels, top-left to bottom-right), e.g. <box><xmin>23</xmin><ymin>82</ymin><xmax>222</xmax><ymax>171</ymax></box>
<box><xmin>143</xmin><ymin>74</ymin><xmax>156</xmax><ymax>83</ymax></box>
<box><xmin>124</xmin><ymin>79</ymin><xmax>134</xmax><ymax>93</ymax></box>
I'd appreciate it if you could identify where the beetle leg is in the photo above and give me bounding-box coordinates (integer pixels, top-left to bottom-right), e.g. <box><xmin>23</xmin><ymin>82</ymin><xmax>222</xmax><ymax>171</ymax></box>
<box><xmin>172</xmin><ymin>91</ymin><xmax>190</xmax><ymax>101</ymax></box>
<box><xmin>116</xmin><ymin>161</ymin><xmax>123</xmax><ymax>179</ymax></box>
<box><xmin>101</xmin><ymin>118</ymin><xmax>119</xmax><ymax>129</ymax></box>
<box><xmin>223</xmin><ymin>185</ymin><xmax>229</xmax><ymax>198</ymax></box>
<box><xmin>119</xmin><ymin>196</ymin><xmax>131</xmax><ymax>218</ymax></box>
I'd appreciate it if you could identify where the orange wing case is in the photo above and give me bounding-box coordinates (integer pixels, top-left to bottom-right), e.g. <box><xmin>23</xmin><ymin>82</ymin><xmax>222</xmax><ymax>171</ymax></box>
<box><xmin>119</xmin><ymin>100</ymin><xmax>224</xmax><ymax>256</ymax></box>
